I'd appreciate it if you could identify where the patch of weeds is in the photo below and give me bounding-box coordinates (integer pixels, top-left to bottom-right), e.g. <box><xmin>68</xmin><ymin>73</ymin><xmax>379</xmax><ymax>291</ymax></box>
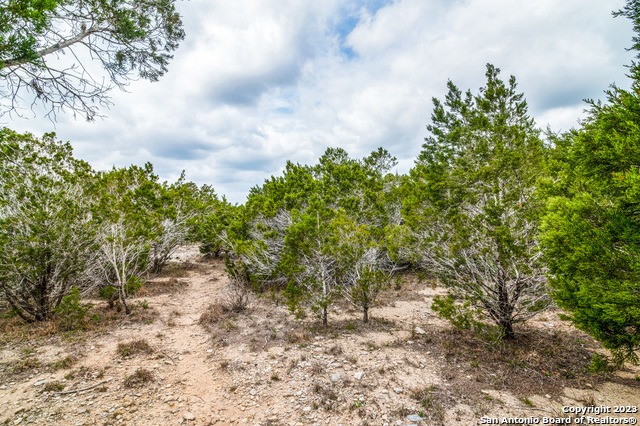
<box><xmin>521</xmin><ymin>398</ymin><xmax>534</xmax><ymax>407</ymax></box>
<box><xmin>366</xmin><ymin>341</ymin><xmax>378</xmax><ymax>351</ymax></box>
<box><xmin>12</xmin><ymin>357</ymin><xmax>40</xmax><ymax>373</ymax></box>
<box><xmin>222</xmin><ymin>320</ymin><xmax>237</xmax><ymax>331</ymax></box>
<box><xmin>411</xmin><ymin>385</ymin><xmax>446</xmax><ymax>423</ymax></box>
<box><xmin>310</xmin><ymin>362</ymin><xmax>325</xmax><ymax>375</ymax></box>
<box><xmin>229</xmin><ymin>385</ymin><xmax>238</xmax><ymax>392</ymax></box>
<box><xmin>117</xmin><ymin>339</ymin><xmax>154</xmax><ymax>358</ymax></box>
<box><xmin>345</xmin><ymin>322</ymin><xmax>358</xmax><ymax>331</ymax></box>
<box><xmin>270</xmin><ymin>372</ymin><xmax>280</xmax><ymax>381</ymax></box>
<box><xmin>137</xmin><ymin>300</ymin><xmax>149</xmax><ymax>310</ymax></box>
<box><xmin>49</xmin><ymin>356</ymin><xmax>77</xmax><ymax>371</ymax></box>
<box><xmin>21</xmin><ymin>347</ymin><xmax>35</xmax><ymax>355</ymax></box>
<box><xmin>285</xmin><ymin>329</ymin><xmax>310</xmax><ymax>344</ymax></box>
<box><xmin>43</xmin><ymin>381</ymin><xmax>64</xmax><ymax>392</ymax></box>
<box><xmin>123</xmin><ymin>368</ymin><xmax>154</xmax><ymax>388</ymax></box>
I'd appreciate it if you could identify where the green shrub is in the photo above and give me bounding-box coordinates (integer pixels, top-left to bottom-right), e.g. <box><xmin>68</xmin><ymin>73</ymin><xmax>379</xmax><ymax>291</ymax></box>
<box><xmin>431</xmin><ymin>295</ymin><xmax>485</xmax><ymax>333</ymax></box>
<box><xmin>55</xmin><ymin>287</ymin><xmax>92</xmax><ymax>331</ymax></box>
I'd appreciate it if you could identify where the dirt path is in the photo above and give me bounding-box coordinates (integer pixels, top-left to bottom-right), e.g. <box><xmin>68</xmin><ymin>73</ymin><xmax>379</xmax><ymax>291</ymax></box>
<box><xmin>0</xmin><ymin>246</ymin><xmax>638</xmax><ymax>425</ymax></box>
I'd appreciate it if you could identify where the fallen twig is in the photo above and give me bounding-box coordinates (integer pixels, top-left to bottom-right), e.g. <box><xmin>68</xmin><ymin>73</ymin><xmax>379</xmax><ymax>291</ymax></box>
<box><xmin>515</xmin><ymin>406</ymin><xmax>554</xmax><ymax>414</ymax></box>
<box><xmin>55</xmin><ymin>378</ymin><xmax>113</xmax><ymax>395</ymax></box>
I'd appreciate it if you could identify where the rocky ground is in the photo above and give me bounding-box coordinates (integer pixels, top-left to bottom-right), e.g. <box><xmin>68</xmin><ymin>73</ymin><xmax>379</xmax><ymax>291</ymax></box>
<box><xmin>0</xmin><ymin>246</ymin><xmax>638</xmax><ymax>426</ymax></box>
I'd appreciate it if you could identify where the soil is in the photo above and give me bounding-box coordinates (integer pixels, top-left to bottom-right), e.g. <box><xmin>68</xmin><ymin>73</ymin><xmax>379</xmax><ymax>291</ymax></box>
<box><xmin>0</xmin><ymin>246</ymin><xmax>638</xmax><ymax>426</ymax></box>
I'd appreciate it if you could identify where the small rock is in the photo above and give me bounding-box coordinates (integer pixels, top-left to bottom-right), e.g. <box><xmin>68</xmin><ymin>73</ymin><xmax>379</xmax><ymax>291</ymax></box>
<box><xmin>393</xmin><ymin>387</ymin><xmax>404</xmax><ymax>394</ymax></box>
<box><xmin>414</xmin><ymin>327</ymin><xmax>426</xmax><ymax>334</ymax></box>
<box><xmin>353</xmin><ymin>372</ymin><xmax>364</xmax><ymax>380</ymax></box>
<box><xmin>545</xmin><ymin>394</ymin><xmax>551</xmax><ymax>399</ymax></box>
<box><xmin>407</xmin><ymin>414</ymin><xmax>426</xmax><ymax>421</ymax></box>
<box><xmin>184</xmin><ymin>412</ymin><xmax>196</xmax><ymax>421</ymax></box>
<box><xmin>33</xmin><ymin>379</ymin><xmax>48</xmax><ymax>387</ymax></box>
<box><xmin>330</xmin><ymin>373</ymin><xmax>341</xmax><ymax>382</ymax></box>
<box><xmin>250</xmin><ymin>389</ymin><xmax>258</xmax><ymax>396</ymax></box>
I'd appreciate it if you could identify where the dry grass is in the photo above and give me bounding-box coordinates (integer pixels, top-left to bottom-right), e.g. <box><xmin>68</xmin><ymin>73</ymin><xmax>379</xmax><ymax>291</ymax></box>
<box><xmin>199</xmin><ymin>284</ymin><xmax>251</xmax><ymax>327</ymax></box>
<box><xmin>199</xmin><ymin>301</ymin><xmax>229</xmax><ymax>326</ymax></box>
<box><xmin>123</xmin><ymin>368</ymin><xmax>154</xmax><ymax>388</ymax></box>
<box><xmin>414</xmin><ymin>324</ymin><xmax>609</xmax><ymax>401</ymax></box>
<box><xmin>117</xmin><ymin>339</ymin><xmax>154</xmax><ymax>358</ymax></box>
<box><xmin>49</xmin><ymin>355</ymin><xmax>77</xmax><ymax>371</ymax></box>
<box><xmin>137</xmin><ymin>277</ymin><xmax>189</xmax><ymax>297</ymax></box>
<box><xmin>410</xmin><ymin>384</ymin><xmax>450</xmax><ymax>423</ymax></box>
<box><xmin>43</xmin><ymin>381</ymin><xmax>65</xmax><ymax>392</ymax></box>
<box><xmin>284</xmin><ymin>328</ymin><xmax>311</xmax><ymax>344</ymax></box>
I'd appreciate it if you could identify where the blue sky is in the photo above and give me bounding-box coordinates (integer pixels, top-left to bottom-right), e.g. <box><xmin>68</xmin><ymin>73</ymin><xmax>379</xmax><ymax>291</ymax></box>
<box><xmin>5</xmin><ymin>0</ymin><xmax>636</xmax><ymax>203</ymax></box>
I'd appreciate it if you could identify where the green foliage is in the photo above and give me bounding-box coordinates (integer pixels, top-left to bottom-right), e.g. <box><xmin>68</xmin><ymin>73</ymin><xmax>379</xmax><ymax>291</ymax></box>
<box><xmin>431</xmin><ymin>295</ymin><xmax>485</xmax><ymax>333</ymax></box>
<box><xmin>540</xmin><ymin>85</ymin><xmax>640</xmax><ymax>364</ymax></box>
<box><xmin>227</xmin><ymin>148</ymin><xmax>399</xmax><ymax>326</ymax></box>
<box><xmin>397</xmin><ymin>64</ymin><xmax>550</xmax><ymax>339</ymax></box>
<box><xmin>0</xmin><ymin>128</ymin><xmax>96</xmax><ymax>322</ymax></box>
<box><xmin>0</xmin><ymin>0</ymin><xmax>185</xmax><ymax>120</ymax></box>
<box><xmin>539</xmin><ymin>3</ymin><xmax>640</xmax><ymax>364</ymax></box>
<box><xmin>55</xmin><ymin>287</ymin><xmax>92</xmax><ymax>331</ymax></box>
<box><xmin>589</xmin><ymin>353</ymin><xmax>615</xmax><ymax>373</ymax></box>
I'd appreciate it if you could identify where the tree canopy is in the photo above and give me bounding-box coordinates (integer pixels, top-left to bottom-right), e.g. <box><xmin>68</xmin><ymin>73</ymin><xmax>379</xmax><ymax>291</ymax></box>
<box><xmin>396</xmin><ymin>64</ymin><xmax>550</xmax><ymax>339</ymax></box>
<box><xmin>0</xmin><ymin>0</ymin><xmax>184</xmax><ymax>120</ymax></box>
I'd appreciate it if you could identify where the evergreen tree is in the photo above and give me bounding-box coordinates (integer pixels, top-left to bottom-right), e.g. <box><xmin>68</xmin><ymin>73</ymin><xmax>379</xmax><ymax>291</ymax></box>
<box><xmin>540</xmin><ymin>1</ymin><xmax>640</xmax><ymax>364</ymax></box>
<box><xmin>398</xmin><ymin>64</ymin><xmax>550</xmax><ymax>338</ymax></box>
<box><xmin>0</xmin><ymin>128</ymin><xmax>95</xmax><ymax>321</ymax></box>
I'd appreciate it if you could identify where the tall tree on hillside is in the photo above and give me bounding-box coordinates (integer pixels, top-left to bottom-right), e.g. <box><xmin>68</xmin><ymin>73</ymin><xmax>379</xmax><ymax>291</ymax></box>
<box><xmin>0</xmin><ymin>0</ymin><xmax>184</xmax><ymax>120</ymax></box>
<box><xmin>396</xmin><ymin>64</ymin><xmax>550</xmax><ymax>339</ymax></box>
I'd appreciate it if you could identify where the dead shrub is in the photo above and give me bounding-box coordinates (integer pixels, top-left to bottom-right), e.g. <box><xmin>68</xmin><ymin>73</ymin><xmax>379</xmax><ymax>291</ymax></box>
<box><xmin>199</xmin><ymin>283</ymin><xmax>251</xmax><ymax>326</ymax></box>
<box><xmin>117</xmin><ymin>339</ymin><xmax>154</xmax><ymax>358</ymax></box>
<box><xmin>199</xmin><ymin>301</ymin><xmax>228</xmax><ymax>326</ymax></box>
<box><xmin>285</xmin><ymin>329</ymin><xmax>310</xmax><ymax>344</ymax></box>
<box><xmin>123</xmin><ymin>368</ymin><xmax>154</xmax><ymax>388</ymax></box>
<box><xmin>224</xmin><ymin>281</ymin><xmax>251</xmax><ymax>313</ymax></box>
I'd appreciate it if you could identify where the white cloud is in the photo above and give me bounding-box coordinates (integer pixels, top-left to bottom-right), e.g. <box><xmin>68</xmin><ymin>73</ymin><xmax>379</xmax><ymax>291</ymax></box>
<box><xmin>5</xmin><ymin>0</ymin><xmax>635</xmax><ymax>203</ymax></box>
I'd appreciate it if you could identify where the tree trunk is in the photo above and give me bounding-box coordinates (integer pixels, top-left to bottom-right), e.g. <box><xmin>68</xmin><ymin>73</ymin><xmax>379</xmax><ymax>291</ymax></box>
<box><xmin>500</xmin><ymin>318</ymin><xmax>515</xmax><ymax>339</ymax></box>
<box><xmin>121</xmin><ymin>290</ymin><xmax>131</xmax><ymax>315</ymax></box>
<box><xmin>322</xmin><ymin>306</ymin><xmax>328</xmax><ymax>328</ymax></box>
<box><xmin>363</xmin><ymin>306</ymin><xmax>369</xmax><ymax>324</ymax></box>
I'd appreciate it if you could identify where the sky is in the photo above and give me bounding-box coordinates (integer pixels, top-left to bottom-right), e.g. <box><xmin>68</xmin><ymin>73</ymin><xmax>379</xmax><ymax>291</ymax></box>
<box><xmin>4</xmin><ymin>0</ymin><xmax>637</xmax><ymax>203</ymax></box>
